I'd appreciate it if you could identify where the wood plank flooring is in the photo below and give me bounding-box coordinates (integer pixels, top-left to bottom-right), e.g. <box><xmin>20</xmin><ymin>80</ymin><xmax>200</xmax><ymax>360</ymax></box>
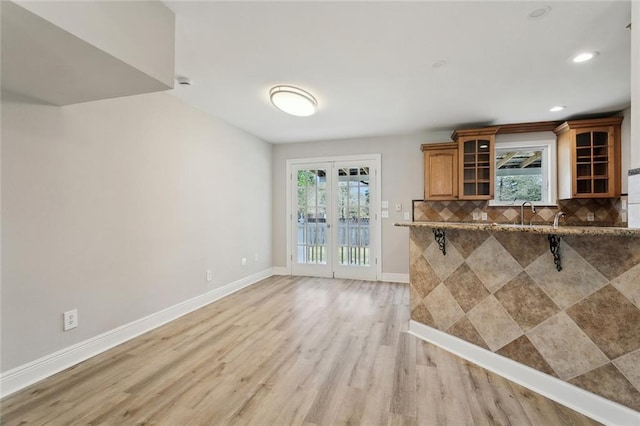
<box><xmin>1</xmin><ymin>276</ymin><xmax>600</xmax><ymax>425</ymax></box>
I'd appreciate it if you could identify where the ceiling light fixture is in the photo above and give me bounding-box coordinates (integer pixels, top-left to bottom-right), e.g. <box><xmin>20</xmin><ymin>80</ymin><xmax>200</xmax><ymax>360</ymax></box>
<box><xmin>269</xmin><ymin>85</ymin><xmax>317</xmax><ymax>117</ymax></box>
<box><xmin>550</xmin><ymin>105</ymin><xmax>566</xmax><ymax>112</ymax></box>
<box><xmin>572</xmin><ymin>52</ymin><xmax>599</xmax><ymax>63</ymax></box>
<box><xmin>528</xmin><ymin>6</ymin><xmax>551</xmax><ymax>19</ymax></box>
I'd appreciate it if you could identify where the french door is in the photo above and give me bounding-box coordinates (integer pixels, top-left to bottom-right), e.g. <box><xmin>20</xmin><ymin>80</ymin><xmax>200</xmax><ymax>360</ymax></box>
<box><xmin>290</xmin><ymin>157</ymin><xmax>379</xmax><ymax>280</ymax></box>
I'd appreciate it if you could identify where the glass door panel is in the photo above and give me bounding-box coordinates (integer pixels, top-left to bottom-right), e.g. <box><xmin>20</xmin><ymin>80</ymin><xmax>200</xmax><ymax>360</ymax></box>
<box><xmin>333</xmin><ymin>162</ymin><xmax>376</xmax><ymax>280</ymax></box>
<box><xmin>292</xmin><ymin>165</ymin><xmax>332</xmax><ymax>277</ymax></box>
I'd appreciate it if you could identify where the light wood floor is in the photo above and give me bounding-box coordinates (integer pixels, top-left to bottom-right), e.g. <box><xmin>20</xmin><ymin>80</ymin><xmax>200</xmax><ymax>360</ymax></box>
<box><xmin>1</xmin><ymin>276</ymin><xmax>599</xmax><ymax>425</ymax></box>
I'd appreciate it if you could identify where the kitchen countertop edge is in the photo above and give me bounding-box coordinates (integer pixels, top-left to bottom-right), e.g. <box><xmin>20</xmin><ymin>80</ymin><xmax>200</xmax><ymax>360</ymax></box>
<box><xmin>394</xmin><ymin>221</ymin><xmax>640</xmax><ymax>237</ymax></box>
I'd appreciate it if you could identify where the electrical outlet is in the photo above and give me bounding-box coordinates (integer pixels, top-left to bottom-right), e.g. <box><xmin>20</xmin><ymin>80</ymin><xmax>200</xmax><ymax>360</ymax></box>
<box><xmin>206</xmin><ymin>270</ymin><xmax>213</xmax><ymax>282</ymax></box>
<box><xmin>472</xmin><ymin>212</ymin><xmax>480</xmax><ymax>221</ymax></box>
<box><xmin>587</xmin><ymin>212</ymin><xmax>595</xmax><ymax>221</ymax></box>
<box><xmin>481</xmin><ymin>212</ymin><xmax>488</xmax><ymax>221</ymax></box>
<box><xmin>241</xmin><ymin>258</ymin><xmax>247</xmax><ymax>266</ymax></box>
<box><xmin>381</xmin><ymin>211</ymin><xmax>389</xmax><ymax>218</ymax></box>
<box><xmin>403</xmin><ymin>212</ymin><xmax>411</xmax><ymax>221</ymax></box>
<box><xmin>381</xmin><ymin>200</ymin><xmax>389</xmax><ymax>208</ymax></box>
<box><xmin>63</xmin><ymin>309</ymin><xmax>78</xmax><ymax>331</ymax></box>
<box><xmin>395</xmin><ymin>203</ymin><xmax>402</xmax><ymax>212</ymax></box>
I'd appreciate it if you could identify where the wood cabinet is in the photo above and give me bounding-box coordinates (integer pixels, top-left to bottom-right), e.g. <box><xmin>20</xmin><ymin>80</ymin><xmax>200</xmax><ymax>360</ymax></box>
<box><xmin>453</xmin><ymin>127</ymin><xmax>498</xmax><ymax>200</ymax></box>
<box><xmin>554</xmin><ymin>117</ymin><xmax>622</xmax><ymax>199</ymax></box>
<box><xmin>421</xmin><ymin>143</ymin><xmax>458</xmax><ymax>200</ymax></box>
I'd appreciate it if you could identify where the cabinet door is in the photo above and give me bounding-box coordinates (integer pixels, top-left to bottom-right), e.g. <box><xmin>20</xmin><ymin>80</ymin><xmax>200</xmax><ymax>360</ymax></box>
<box><xmin>573</xmin><ymin>127</ymin><xmax>616</xmax><ymax>197</ymax></box>
<box><xmin>459</xmin><ymin>137</ymin><xmax>494</xmax><ymax>200</ymax></box>
<box><xmin>424</xmin><ymin>148</ymin><xmax>458</xmax><ymax>200</ymax></box>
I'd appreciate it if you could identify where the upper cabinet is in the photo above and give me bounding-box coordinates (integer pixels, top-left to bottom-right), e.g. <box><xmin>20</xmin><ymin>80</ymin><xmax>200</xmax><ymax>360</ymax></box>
<box><xmin>554</xmin><ymin>117</ymin><xmax>623</xmax><ymax>199</ymax></box>
<box><xmin>453</xmin><ymin>128</ymin><xmax>498</xmax><ymax>200</ymax></box>
<box><xmin>421</xmin><ymin>143</ymin><xmax>458</xmax><ymax>200</ymax></box>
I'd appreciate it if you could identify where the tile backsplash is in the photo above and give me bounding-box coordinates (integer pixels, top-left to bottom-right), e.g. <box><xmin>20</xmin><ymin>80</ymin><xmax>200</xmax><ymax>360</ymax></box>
<box><xmin>413</xmin><ymin>198</ymin><xmax>626</xmax><ymax>226</ymax></box>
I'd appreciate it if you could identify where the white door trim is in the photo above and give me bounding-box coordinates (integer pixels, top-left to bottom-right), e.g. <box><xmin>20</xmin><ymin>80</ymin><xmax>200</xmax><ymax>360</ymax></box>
<box><xmin>285</xmin><ymin>154</ymin><xmax>382</xmax><ymax>280</ymax></box>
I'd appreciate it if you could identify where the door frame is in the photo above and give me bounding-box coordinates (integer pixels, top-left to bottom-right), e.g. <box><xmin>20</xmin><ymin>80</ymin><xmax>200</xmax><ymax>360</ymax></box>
<box><xmin>285</xmin><ymin>154</ymin><xmax>382</xmax><ymax>280</ymax></box>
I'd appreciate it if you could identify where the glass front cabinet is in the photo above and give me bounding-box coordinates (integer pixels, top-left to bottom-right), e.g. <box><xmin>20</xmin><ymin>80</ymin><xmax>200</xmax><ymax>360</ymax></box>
<box><xmin>452</xmin><ymin>128</ymin><xmax>498</xmax><ymax>200</ymax></box>
<box><xmin>554</xmin><ymin>117</ymin><xmax>622</xmax><ymax>199</ymax></box>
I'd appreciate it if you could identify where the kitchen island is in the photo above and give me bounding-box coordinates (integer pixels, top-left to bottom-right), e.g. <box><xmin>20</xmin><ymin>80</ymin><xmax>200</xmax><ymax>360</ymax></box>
<box><xmin>396</xmin><ymin>221</ymin><xmax>640</xmax><ymax>415</ymax></box>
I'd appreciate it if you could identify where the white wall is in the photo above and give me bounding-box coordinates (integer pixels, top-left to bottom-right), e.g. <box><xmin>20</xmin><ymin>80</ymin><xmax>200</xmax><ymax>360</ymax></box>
<box><xmin>631</xmin><ymin>2</ymin><xmax>640</xmax><ymax>170</ymax></box>
<box><xmin>272</xmin><ymin>132</ymin><xmax>451</xmax><ymax>275</ymax></box>
<box><xmin>1</xmin><ymin>91</ymin><xmax>272</xmax><ymax>371</ymax></box>
<box><xmin>14</xmin><ymin>0</ymin><xmax>175</xmax><ymax>88</ymax></box>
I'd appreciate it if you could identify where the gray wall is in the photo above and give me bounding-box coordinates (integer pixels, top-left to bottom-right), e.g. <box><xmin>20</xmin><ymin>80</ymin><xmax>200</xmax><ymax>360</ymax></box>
<box><xmin>272</xmin><ymin>132</ymin><xmax>451</xmax><ymax>275</ymax></box>
<box><xmin>1</xmin><ymin>91</ymin><xmax>272</xmax><ymax>371</ymax></box>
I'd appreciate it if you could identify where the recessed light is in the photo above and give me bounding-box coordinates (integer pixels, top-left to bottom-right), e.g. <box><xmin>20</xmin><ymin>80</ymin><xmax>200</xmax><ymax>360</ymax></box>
<box><xmin>550</xmin><ymin>106</ymin><xmax>566</xmax><ymax>112</ymax></box>
<box><xmin>528</xmin><ymin>6</ymin><xmax>551</xmax><ymax>19</ymax></box>
<box><xmin>269</xmin><ymin>85</ymin><xmax>318</xmax><ymax>117</ymax></box>
<box><xmin>572</xmin><ymin>52</ymin><xmax>599</xmax><ymax>63</ymax></box>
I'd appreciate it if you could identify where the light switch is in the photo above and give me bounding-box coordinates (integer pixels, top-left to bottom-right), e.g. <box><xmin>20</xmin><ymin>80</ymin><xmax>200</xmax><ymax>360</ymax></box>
<box><xmin>403</xmin><ymin>212</ymin><xmax>411</xmax><ymax>221</ymax></box>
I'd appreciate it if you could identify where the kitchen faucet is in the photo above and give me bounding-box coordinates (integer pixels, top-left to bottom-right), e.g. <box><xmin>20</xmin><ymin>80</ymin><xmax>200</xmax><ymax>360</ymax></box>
<box><xmin>554</xmin><ymin>211</ymin><xmax>567</xmax><ymax>229</ymax></box>
<box><xmin>521</xmin><ymin>201</ymin><xmax>536</xmax><ymax>225</ymax></box>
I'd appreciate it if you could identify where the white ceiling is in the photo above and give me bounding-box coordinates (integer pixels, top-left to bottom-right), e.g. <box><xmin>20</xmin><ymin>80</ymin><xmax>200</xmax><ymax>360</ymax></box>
<box><xmin>165</xmin><ymin>1</ymin><xmax>631</xmax><ymax>144</ymax></box>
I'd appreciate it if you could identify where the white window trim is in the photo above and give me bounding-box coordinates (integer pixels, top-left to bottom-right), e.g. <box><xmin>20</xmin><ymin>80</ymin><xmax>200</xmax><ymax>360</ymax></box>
<box><xmin>489</xmin><ymin>139</ymin><xmax>557</xmax><ymax>207</ymax></box>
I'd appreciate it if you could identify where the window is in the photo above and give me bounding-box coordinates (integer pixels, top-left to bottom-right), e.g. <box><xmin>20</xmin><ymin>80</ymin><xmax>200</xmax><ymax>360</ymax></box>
<box><xmin>490</xmin><ymin>139</ymin><xmax>557</xmax><ymax>206</ymax></box>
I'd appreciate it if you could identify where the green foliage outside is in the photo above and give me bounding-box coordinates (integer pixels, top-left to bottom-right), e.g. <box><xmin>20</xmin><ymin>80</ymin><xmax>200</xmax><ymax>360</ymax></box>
<box><xmin>495</xmin><ymin>175</ymin><xmax>542</xmax><ymax>202</ymax></box>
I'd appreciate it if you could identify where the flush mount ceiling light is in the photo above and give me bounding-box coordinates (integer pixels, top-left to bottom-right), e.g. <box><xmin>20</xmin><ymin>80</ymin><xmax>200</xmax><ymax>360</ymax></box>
<box><xmin>550</xmin><ymin>105</ymin><xmax>567</xmax><ymax>112</ymax></box>
<box><xmin>269</xmin><ymin>85</ymin><xmax>318</xmax><ymax>117</ymax></box>
<box><xmin>572</xmin><ymin>51</ymin><xmax>599</xmax><ymax>63</ymax></box>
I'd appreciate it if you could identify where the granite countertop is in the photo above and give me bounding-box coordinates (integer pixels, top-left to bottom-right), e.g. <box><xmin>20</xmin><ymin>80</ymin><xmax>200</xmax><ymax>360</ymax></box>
<box><xmin>394</xmin><ymin>221</ymin><xmax>640</xmax><ymax>237</ymax></box>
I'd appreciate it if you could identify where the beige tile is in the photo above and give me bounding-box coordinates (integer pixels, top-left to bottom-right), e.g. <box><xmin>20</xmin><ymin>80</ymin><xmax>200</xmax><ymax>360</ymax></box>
<box><xmin>494</xmin><ymin>272</ymin><xmax>560</xmax><ymax>332</ymax></box>
<box><xmin>409</xmin><ymin>285</ymin><xmax>421</xmax><ymax>312</ymax></box>
<box><xmin>424</xmin><ymin>283</ymin><xmax>464</xmax><ymax>331</ymax></box>
<box><xmin>611</xmin><ymin>262</ymin><xmax>640</xmax><ymax>309</ymax></box>
<box><xmin>614</xmin><ymin>349</ymin><xmax>640</xmax><ymax>393</ymax></box>
<box><xmin>565</xmin><ymin>235</ymin><xmax>640</xmax><ymax>281</ymax></box>
<box><xmin>566</xmin><ymin>285</ymin><xmax>640</xmax><ymax>359</ymax></box>
<box><xmin>409</xmin><ymin>228</ymin><xmax>432</xmax><ymax>264</ymax></box>
<box><xmin>411</xmin><ymin>301</ymin><xmax>435</xmax><ymax>328</ymax></box>
<box><xmin>527</xmin><ymin>312</ymin><xmax>608</xmax><ymax>381</ymax></box>
<box><xmin>525</xmin><ymin>242</ymin><xmax>608</xmax><ymax>310</ymax></box>
<box><xmin>423</xmin><ymin>236</ymin><xmax>464</xmax><ymax>282</ymax></box>
<box><xmin>446</xmin><ymin>317</ymin><xmax>489</xmax><ymax>350</ymax></box>
<box><xmin>443</xmin><ymin>264</ymin><xmax>489</xmax><ymax>313</ymax></box>
<box><xmin>569</xmin><ymin>363</ymin><xmax>640</xmax><ymax>412</ymax></box>
<box><xmin>497</xmin><ymin>335</ymin><xmax>557</xmax><ymax>377</ymax></box>
<box><xmin>410</xmin><ymin>256</ymin><xmax>440</xmax><ymax>299</ymax></box>
<box><xmin>466</xmin><ymin>236</ymin><xmax>523</xmax><ymax>293</ymax></box>
<box><xmin>492</xmin><ymin>232</ymin><xmax>548</xmax><ymax>268</ymax></box>
<box><xmin>466</xmin><ymin>295</ymin><xmax>523</xmax><ymax>351</ymax></box>
<box><xmin>446</xmin><ymin>228</ymin><xmax>490</xmax><ymax>258</ymax></box>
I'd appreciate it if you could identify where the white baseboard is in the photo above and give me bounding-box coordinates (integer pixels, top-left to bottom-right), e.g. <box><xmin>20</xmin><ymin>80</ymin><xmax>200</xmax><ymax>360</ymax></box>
<box><xmin>271</xmin><ymin>266</ymin><xmax>290</xmax><ymax>276</ymax></box>
<box><xmin>408</xmin><ymin>320</ymin><xmax>640</xmax><ymax>426</ymax></box>
<box><xmin>0</xmin><ymin>268</ymin><xmax>274</xmax><ymax>399</ymax></box>
<box><xmin>380</xmin><ymin>272</ymin><xmax>409</xmax><ymax>283</ymax></box>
